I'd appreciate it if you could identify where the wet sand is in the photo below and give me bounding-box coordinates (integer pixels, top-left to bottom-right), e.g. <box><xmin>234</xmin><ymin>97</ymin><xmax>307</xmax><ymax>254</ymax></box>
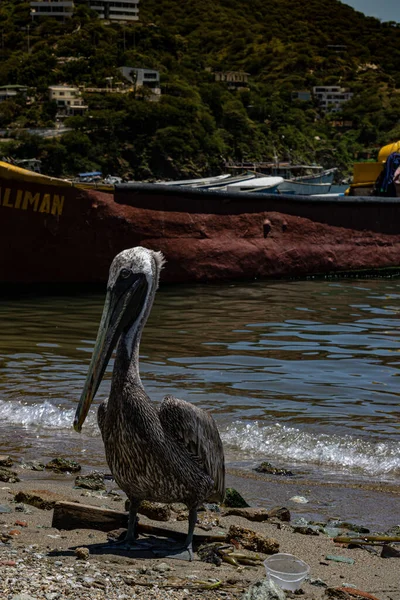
<box><xmin>0</xmin><ymin>463</ymin><xmax>399</xmax><ymax>600</ymax></box>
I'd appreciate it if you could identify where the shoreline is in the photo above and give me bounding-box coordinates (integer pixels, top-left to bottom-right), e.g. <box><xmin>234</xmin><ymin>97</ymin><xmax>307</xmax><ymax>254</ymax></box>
<box><xmin>0</xmin><ymin>459</ymin><xmax>399</xmax><ymax>599</ymax></box>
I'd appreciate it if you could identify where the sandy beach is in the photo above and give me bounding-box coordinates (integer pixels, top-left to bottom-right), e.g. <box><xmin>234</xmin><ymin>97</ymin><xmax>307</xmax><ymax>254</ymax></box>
<box><xmin>0</xmin><ymin>461</ymin><xmax>399</xmax><ymax>600</ymax></box>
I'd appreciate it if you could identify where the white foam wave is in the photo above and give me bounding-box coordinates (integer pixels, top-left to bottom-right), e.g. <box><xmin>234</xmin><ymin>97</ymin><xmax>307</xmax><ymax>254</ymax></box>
<box><xmin>222</xmin><ymin>421</ymin><xmax>400</xmax><ymax>478</ymax></box>
<box><xmin>0</xmin><ymin>399</ymin><xmax>99</xmax><ymax>434</ymax></box>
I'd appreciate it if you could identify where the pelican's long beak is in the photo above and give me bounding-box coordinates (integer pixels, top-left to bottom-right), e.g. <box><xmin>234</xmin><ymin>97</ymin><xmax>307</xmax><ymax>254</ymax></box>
<box><xmin>73</xmin><ymin>274</ymin><xmax>147</xmax><ymax>432</ymax></box>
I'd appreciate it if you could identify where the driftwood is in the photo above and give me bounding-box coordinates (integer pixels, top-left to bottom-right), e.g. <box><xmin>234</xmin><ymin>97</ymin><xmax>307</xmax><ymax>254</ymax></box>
<box><xmin>52</xmin><ymin>501</ymin><xmax>227</xmax><ymax>542</ymax></box>
<box><xmin>334</xmin><ymin>535</ymin><xmax>400</xmax><ymax>545</ymax></box>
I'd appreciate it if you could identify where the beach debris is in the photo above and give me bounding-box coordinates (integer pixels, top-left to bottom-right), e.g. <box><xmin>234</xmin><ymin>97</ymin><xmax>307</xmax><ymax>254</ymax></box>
<box><xmin>153</xmin><ymin>562</ymin><xmax>174</xmax><ymax>572</ymax></box>
<box><xmin>325</xmin><ymin>588</ymin><xmax>352</xmax><ymax>600</ymax></box>
<box><xmin>0</xmin><ymin>455</ymin><xmax>13</xmax><ymax>468</ymax></box>
<box><xmin>381</xmin><ymin>543</ymin><xmax>400</xmax><ymax>558</ymax></box>
<box><xmin>19</xmin><ymin>461</ymin><xmax>45</xmax><ymax>471</ymax></box>
<box><xmin>228</xmin><ymin>524</ymin><xmax>279</xmax><ymax>554</ymax></box>
<box><xmin>267</xmin><ymin>507</ymin><xmax>291</xmax><ymax>522</ymax></box>
<box><xmin>75</xmin><ymin>471</ymin><xmax>106</xmax><ymax>491</ymax></box>
<box><xmin>325</xmin><ymin>555</ymin><xmax>355</xmax><ymax>565</ymax></box>
<box><xmin>186</xmin><ymin>540</ymin><xmax>225</xmax><ymax>565</ymax></box>
<box><xmin>223</xmin><ymin>488</ymin><xmax>250</xmax><ymax>508</ymax></box>
<box><xmin>222</xmin><ymin>507</ymin><xmax>270</xmax><ymax>522</ymax></box>
<box><xmin>14</xmin><ymin>503</ymin><xmax>30</xmax><ymax>513</ymax></box>
<box><xmin>254</xmin><ymin>461</ymin><xmax>294</xmax><ymax>477</ymax></box>
<box><xmin>309</xmin><ymin>578</ymin><xmax>328</xmax><ymax>587</ymax></box>
<box><xmin>0</xmin><ymin>504</ymin><xmax>12</xmax><ymax>513</ymax></box>
<box><xmin>137</xmin><ymin>500</ymin><xmax>171</xmax><ymax>521</ymax></box>
<box><xmin>53</xmin><ymin>500</ymin><xmax>128</xmax><ymax>531</ymax></box>
<box><xmin>14</xmin><ymin>520</ymin><xmax>28</xmax><ymax>527</ymax></box>
<box><xmin>45</xmin><ymin>458</ymin><xmax>81</xmax><ymax>473</ymax></box>
<box><xmin>386</xmin><ymin>524</ymin><xmax>400</xmax><ymax>536</ymax></box>
<box><xmin>75</xmin><ymin>546</ymin><xmax>90</xmax><ymax>560</ymax></box>
<box><xmin>0</xmin><ymin>467</ymin><xmax>20</xmax><ymax>483</ymax></box>
<box><xmin>198</xmin><ymin>542</ymin><xmax>262</xmax><ymax>567</ymax></box>
<box><xmin>328</xmin><ymin>588</ymin><xmax>381</xmax><ymax>600</ymax></box>
<box><xmin>9</xmin><ymin>529</ymin><xmax>21</xmax><ymax>536</ymax></box>
<box><xmin>289</xmin><ymin>495</ymin><xmax>309</xmax><ymax>504</ymax></box>
<box><xmin>175</xmin><ymin>510</ymin><xmax>189</xmax><ymax>521</ymax></box>
<box><xmin>52</xmin><ymin>500</ymin><xmax>227</xmax><ymax>543</ymax></box>
<box><xmin>242</xmin><ymin>577</ymin><xmax>286</xmax><ymax>600</ymax></box>
<box><xmin>201</xmin><ymin>503</ymin><xmax>221</xmax><ymax>513</ymax></box>
<box><xmin>197</xmin><ymin>512</ymin><xmax>220</xmax><ymax>531</ymax></box>
<box><xmin>170</xmin><ymin>503</ymin><xmax>187</xmax><ymax>512</ymax></box>
<box><xmin>322</xmin><ymin>526</ymin><xmax>343</xmax><ymax>538</ymax></box>
<box><xmin>293</xmin><ymin>525</ymin><xmax>320</xmax><ymax>536</ymax></box>
<box><xmin>333</xmin><ymin>534</ymin><xmax>400</xmax><ymax>546</ymax></box>
<box><xmin>14</xmin><ymin>489</ymin><xmax>66</xmax><ymax>510</ymax></box>
<box><xmin>332</xmin><ymin>522</ymin><xmax>370</xmax><ymax>534</ymax></box>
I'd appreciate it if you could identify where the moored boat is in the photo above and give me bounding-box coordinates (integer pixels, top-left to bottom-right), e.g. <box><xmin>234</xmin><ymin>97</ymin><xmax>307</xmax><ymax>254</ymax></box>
<box><xmin>1</xmin><ymin>160</ymin><xmax>400</xmax><ymax>285</ymax></box>
<box><xmin>278</xmin><ymin>168</ymin><xmax>337</xmax><ymax>195</ymax></box>
<box><xmin>212</xmin><ymin>175</ymin><xmax>283</xmax><ymax>193</ymax></box>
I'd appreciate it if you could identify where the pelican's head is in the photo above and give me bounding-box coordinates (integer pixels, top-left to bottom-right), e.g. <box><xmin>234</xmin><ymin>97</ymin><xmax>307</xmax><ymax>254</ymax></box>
<box><xmin>73</xmin><ymin>247</ymin><xmax>165</xmax><ymax>432</ymax></box>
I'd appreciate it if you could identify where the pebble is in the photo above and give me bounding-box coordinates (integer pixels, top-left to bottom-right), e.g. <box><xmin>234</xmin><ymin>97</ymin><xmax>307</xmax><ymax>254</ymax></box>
<box><xmin>290</xmin><ymin>495</ymin><xmax>309</xmax><ymax>503</ymax></box>
<box><xmin>0</xmin><ymin>545</ymin><xmax>234</xmax><ymax>600</ymax></box>
<box><xmin>153</xmin><ymin>562</ymin><xmax>173</xmax><ymax>572</ymax></box>
<box><xmin>75</xmin><ymin>547</ymin><xmax>90</xmax><ymax>560</ymax></box>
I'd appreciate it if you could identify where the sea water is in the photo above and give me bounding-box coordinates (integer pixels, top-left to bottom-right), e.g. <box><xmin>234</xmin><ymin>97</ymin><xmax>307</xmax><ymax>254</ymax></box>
<box><xmin>0</xmin><ymin>278</ymin><xmax>399</xmax><ymax>527</ymax></box>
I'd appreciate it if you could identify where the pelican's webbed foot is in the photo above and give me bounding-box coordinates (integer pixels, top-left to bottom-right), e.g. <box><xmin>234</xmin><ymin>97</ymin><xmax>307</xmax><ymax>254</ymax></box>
<box><xmin>152</xmin><ymin>506</ymin><xmax>197</xmax><ymax>561</ymax></box>
<box><xmin>152</xmin><ymin>542</ymin><xmax>193</xmax><ymax>562</ymax></box>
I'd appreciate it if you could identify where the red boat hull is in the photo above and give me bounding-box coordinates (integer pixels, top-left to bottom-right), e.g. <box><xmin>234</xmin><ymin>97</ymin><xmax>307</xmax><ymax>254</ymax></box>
<box><xmin>1</xmin><ymin>169</ymin><xmax>400</xmax><ymax>284</ymax></box>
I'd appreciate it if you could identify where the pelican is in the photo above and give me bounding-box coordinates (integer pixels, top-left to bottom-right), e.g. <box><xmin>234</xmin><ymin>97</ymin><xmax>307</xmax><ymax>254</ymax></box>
<box><xmin>73</xmin><ymin>247</ymin><xmax>225</xmax><ymax>560</ymax></box>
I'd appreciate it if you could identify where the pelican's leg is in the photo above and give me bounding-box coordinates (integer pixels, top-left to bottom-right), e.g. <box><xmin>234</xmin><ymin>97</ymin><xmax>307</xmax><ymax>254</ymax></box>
<box><xmin>152</xmin><ymin>506</ymin><xmax>196</xmax><ymax>561</ymax></box>
<box><xmin>182</xmin><ymin>506</ymin><xmax>197</xmax><ymax>558</ymax></box>
<box><xmin>108</xmin><ymin>499</ymin><xmax>152</xmax><ymax>550</ymax></box>
<box><xmin>125</xmin><ymin>499</ymin><xmax>140</xmax><ymax>543</ymax></box>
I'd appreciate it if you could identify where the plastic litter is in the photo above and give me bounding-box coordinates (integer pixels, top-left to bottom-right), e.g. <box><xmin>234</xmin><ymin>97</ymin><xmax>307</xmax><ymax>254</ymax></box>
<box><xmin>264</xmin><ymin>553</ymin><xmax>310</xmax><ymax>591</ymax></box>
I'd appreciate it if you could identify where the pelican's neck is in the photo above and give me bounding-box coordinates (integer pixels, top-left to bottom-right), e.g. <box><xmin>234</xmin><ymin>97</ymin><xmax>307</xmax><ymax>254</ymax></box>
<box><xmin>111</xmin><ymin>279</ymin><xmax>157</xmax><ymax>398</ymax></box>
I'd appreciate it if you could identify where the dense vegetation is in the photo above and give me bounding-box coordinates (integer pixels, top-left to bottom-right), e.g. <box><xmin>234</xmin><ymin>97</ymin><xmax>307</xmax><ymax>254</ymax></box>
<box><xmin>0</xmin><ymin>0</ymin><xmax>399</xmax><ymax>179</ymax></box>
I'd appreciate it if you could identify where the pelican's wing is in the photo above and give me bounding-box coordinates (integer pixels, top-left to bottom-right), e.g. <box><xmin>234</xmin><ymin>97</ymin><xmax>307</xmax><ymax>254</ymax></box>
<box><xmin>159</xmin><ymin>395</ymin><xmax>225</xmax><ymax>502</ymax></box>
<box><xmin>97</xmin><ymin>398</ymin><xmax>108</xmax><ymax>440</ymax></box>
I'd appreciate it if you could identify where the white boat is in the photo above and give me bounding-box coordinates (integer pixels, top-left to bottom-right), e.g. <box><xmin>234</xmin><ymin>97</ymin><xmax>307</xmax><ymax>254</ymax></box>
<box><xmin>278</xmin><ymin>168</ymin><xmax>337</xmax><ymax>195</ymax></box>
<box><xmin>217</xmin><ymin>176</ymin><xmax>284</xmax><ymax>193</ymax></box>
<box><xmin>156</xmin><ymin>174</ymin><xmax>231</xmax><ymax>186</ymax></box>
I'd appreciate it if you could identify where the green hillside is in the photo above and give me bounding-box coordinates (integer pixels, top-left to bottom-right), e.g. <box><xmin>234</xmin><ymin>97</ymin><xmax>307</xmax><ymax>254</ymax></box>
<box><xmin>0</xmin><ymin>0</ymin><xmax>399</xmax><ymax>179</ymax></box>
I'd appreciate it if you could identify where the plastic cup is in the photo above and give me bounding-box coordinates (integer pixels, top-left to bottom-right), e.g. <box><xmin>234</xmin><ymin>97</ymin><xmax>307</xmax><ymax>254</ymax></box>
<box><xmin>264</xmin><ymin>553</ymin><xmax>310</xmax><ymax>591</ymax></box>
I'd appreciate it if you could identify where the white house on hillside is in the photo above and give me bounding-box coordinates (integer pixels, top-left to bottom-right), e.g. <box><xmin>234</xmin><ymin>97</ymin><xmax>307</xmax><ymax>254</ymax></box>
<box><xmin>0</xmin><ymin>85</ymin><xmax>28</xmax><ymax>103</ymax></box>
<box><xmin>120</xmin><ymin>66</ymin><xmax>160</xmax><ymax>98</ymax></box>
<box><xmin>30</xmin><ymin>0</ymin><xmax>74</xmax><ymax>20</ymax></box>
<box><xmin>48</xmin><ymin>85</ymin><xmax>88</xmax><ymax>116</ymax></box>
<box><xmin>88</xmin><ymin>0</ymin><xmax>139</xmax><ymax>22</ymax></box>
<box><xmin>313</xmin><ymin>86</ymin><xmax>353</xmax><ymax>113</ymax></box>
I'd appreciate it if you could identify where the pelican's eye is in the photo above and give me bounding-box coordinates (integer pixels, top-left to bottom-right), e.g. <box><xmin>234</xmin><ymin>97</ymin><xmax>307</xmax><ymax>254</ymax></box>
<box><xmin>120</xmin><ymin>268</ymin><xmax>131</xmax><ymax>279</ymax></box>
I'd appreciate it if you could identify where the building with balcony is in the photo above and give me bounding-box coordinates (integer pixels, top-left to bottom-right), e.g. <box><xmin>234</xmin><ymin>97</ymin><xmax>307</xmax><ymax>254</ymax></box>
<box><xmin>214</xmin><ymin>71</ymin><xmax>250</xmax><ymax>90</ymax></box>
<box><xmin>30</xmin><ymin>0</ymin><xmax>74</xmax><ymax>20</ymax></box>
<box><xmin>88</xmin><ymin>0</ymin><xmax>139</xmax><ymax>22</ymax></box>
<box><xmin>313</xmin><ymin>86</ymin><xmax>353</xmax><ymax>113</ymax></box>
<box><xmin>0</xmin><ymin>85</ymin><xmax>28</xmax><ymax>103</ymax></box>
<box><xmin>48</xmin><ymin>85</ymin><xmax>88</xmax><ymax>116</ymax></box>
<box><xmin>120</xmin><ymin>66</ymin><xmax>161</xmax><ymax>98</ymax></box>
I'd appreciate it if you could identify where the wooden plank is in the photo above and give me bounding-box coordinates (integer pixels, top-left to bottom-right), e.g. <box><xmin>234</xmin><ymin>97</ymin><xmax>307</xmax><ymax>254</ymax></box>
<box><xmin>52</xmin><ymin>501</ymin><xmax>128</xmax><ymax>532</ymax></box>
<box><xmin>52</xmin><ymin>501</ymin><xmax>227</xmax><ymax>542</ymax></box>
